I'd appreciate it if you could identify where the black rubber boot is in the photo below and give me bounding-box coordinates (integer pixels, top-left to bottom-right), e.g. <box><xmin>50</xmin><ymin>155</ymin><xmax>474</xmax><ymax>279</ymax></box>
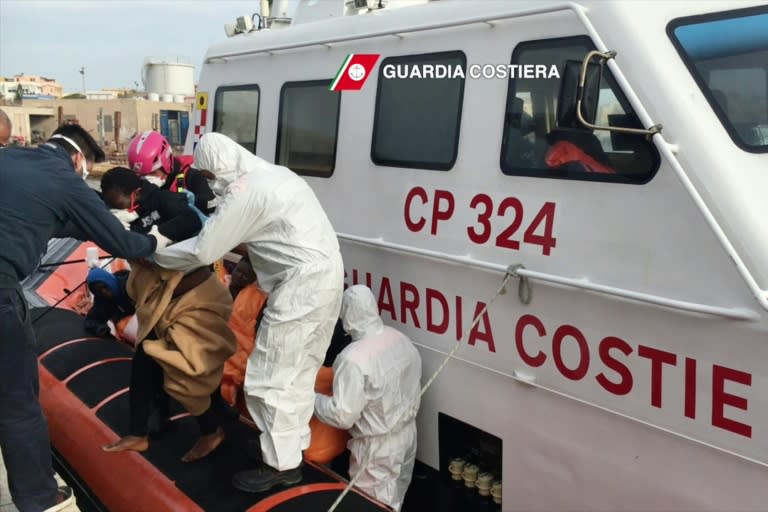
<box><xmin>232</xmin><ymin>462</ymin><xmax>303</xmax><ymax>493</ymax></box>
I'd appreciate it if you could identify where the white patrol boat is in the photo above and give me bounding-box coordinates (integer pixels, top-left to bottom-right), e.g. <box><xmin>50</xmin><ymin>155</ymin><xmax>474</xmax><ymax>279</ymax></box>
<box><xmin>190</xmin><ymin>0</ymin><xmax>768</xmax><ymax>509</ymax></box>
<box><xmin>25</xmin><ymin>1</ymin><xmax>768</xmax><ymax>510</ymax></box>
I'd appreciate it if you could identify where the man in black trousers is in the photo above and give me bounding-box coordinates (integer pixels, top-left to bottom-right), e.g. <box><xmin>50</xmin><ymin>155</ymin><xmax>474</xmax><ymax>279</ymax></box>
<box><xmin>0</xmin><ymin>124</ymin><xmax>169</xmax><ymax>512</ymax></box>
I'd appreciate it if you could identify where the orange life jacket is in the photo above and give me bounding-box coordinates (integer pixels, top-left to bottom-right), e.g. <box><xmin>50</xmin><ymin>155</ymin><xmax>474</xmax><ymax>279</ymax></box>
<box><xmin>305</xmin><ymin>366</ymin><xmax>351</xmax><ymax>464</ymax></box>
<box><xmin>220</xmin><ymin>282</ymin><xmax>349</xmax><ymax>464</ymax></box>
<box><xmin>220</xmin><ymin>284</ymin><xmax>267</xmax><ymax>406</ymax></box>
<box><xmin>169</xmin><ymin>155</ymin><xmax>194</xmax><ymax>193</ymax></box>
<box><xmin>545</xmin><ymin>140</ymin><xmax>616</xmax><ymax>174</ymax></box>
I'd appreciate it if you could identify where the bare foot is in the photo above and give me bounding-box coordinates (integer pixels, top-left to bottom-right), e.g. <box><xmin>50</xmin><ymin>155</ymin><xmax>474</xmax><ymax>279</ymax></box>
<box><xmin>101</xmin><ymin>435</ymin><xmax>149</xmax><ymax>452</ymax></box>
<box><xmin>181</xmin><ymin>427</ymin><xmax>225</xmax><ymax>462</ymax></box>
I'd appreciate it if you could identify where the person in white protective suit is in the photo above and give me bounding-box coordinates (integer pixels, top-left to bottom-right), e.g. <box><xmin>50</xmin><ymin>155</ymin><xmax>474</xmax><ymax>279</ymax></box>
<box><xmin>153</xmin><ymin>132</ymin><xmax>344</xmax><ymax>493</ymax></box>
<box><xmin>315</xmin><ymin>285</ymin><xmax>422</xmax><ymax>511</ymax></box>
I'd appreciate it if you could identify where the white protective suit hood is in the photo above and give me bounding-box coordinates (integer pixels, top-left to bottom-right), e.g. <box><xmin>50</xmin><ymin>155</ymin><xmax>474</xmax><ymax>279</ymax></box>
<box><xmin>316</xmin><ymin>284</ymin><xmax>422</xmax><ymax>511</ymax></box>
<box><xmin>194</xmin><ymin>132</ymin><xmax>258</xmax><ymax>196</ymax></box>
<box><xmin>341</xmin><ymin>285</ymin><xmax>384</xmax><ymax>341</ymax></box>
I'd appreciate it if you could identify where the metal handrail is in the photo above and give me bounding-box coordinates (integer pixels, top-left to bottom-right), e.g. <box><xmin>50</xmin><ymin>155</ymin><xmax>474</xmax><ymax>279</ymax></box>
<box><xmin>337</xmin><ymin>232</ymin><xmax>760</xmax><ymax>321</ymax></box>
<box><xmin>576</xmin><ymin>50</ymin><xmax>662</xmax><ymax>136</ymax></box>
<box><xmin>567</xmin><ymin>5</ymin><xmax>768</xmax><ymax>314</ymax></box>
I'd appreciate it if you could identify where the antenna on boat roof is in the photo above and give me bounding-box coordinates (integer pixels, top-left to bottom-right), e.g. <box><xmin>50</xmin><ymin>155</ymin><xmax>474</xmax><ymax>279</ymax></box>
<box><xmin>225</xmin><ymin>0</ymin><xmax>293</xmax><ymax>36</ymax></box>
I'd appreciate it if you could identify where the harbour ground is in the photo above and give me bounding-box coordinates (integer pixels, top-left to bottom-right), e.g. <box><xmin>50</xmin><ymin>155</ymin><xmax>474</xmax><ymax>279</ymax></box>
<box><xmin>0</xmin><ymin>438</ymin><xmax>80</xmax><ymax>511</ymax></box>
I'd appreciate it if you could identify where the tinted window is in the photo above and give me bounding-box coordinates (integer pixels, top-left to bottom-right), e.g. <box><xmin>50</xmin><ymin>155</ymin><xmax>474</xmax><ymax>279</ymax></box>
<box><xmin>213</xmin><ymin>85</ymin><xmax>260</xmax><ymax>153</ymax></box>
<box><xmin>372</xmin><ymin>51</ymin><xmax>466</xmax><ymax>170</ymax></box>
<box><xmin>501</xmin><ymin>37</ymin><xmax>659</xmax><ymax>183</ymax></box>
<box><xmin>276</xmin><ymin>80</ymin><xmax>341</xmax><ymax>177</ymax></box>
<box><xmin>669</xmin><ymin>7</ymin><xmax>768</xmax><ymax>152</ymax></box>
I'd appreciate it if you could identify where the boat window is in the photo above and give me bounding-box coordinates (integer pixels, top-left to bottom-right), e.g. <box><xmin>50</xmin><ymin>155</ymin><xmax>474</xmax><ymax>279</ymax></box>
<box><xmin>372</xmin><ymin>51</ymin><xmax>466</xmax><ymax>171</ymax></box>
<box><xmin>276</xmin><ymin>79</ymin><xmax>341</xmax><ymax>177</ymax></box>
<box><xmin>213</xmin><ymin>85</ymin><xmax>260</xmax><ymax>153</ymax></box>
<box><xmin>669</xmin><ymin>6</ymin><xmax>768</xmax><ymax>153</ymax></box>
<box><xmin>501</xmin><ymin>37</ymin><xmax>659</xmax><ymax>184</ymax></box>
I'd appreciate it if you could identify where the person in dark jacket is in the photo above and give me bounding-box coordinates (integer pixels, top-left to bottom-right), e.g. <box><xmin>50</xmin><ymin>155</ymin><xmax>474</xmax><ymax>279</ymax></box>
<box><xmin>100</xmin><ymin>166</ymin><xmax>203</xmax><ymax>242</ymax></box>
<box><xmin>84</xmin><ymin>267</ymin><xmax>134</xmax><ymax>338</ymax></box>
<box><xmin>127</xmin><ymin>130</ymin><xmax>215</xmax><ymax>215</ymax></box>
<box><xmin>0</xmin><ymin>123</ymin><xmax>168</xmax><ymax>512</ymax></box>
<box><xmin>100</xmin><ymin>166</ymin><xmax>236</xmax><ymax>463</ymax></box>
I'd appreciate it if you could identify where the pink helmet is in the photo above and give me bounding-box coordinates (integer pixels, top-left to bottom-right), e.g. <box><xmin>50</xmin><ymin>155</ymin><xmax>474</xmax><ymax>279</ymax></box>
<box><xmin>127</xmin><ymin>131</ymin><xmax>173</xmax><ymax>176</ymax></box>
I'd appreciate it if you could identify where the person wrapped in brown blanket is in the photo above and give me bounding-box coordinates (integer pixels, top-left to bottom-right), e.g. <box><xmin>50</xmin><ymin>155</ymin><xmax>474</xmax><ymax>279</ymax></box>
<box><xmin>102</xmin><ymin>261</ymin><xmax>237</xmax><ymax>462</ymax></box>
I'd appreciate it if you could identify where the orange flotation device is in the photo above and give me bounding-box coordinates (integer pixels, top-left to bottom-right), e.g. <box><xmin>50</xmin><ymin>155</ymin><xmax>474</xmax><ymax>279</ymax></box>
<box><xmin>221</xmin><ymin>284</ymin><xmax>267</xmax><ymax>406</ymax></box>
<box><xmin>305</xmin><ymin>366</ymin><xmax>351</xmax><ymax>464</ymax></box>
<box><xmin>545</xmin><ymin>140</ymin><xmax>616</xmax><ymax>174</ymax></box>
<box><xmin>220</xmin><ymin>282</ymin><xmax>349</xmax><ymax>464</ymax></box>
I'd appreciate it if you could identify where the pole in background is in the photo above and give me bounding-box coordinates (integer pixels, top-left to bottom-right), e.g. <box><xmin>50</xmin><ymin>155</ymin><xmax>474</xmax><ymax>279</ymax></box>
<box><xmin>114</xmin><ymin>111</ymin><xmax>121</xmax><ymax>153</ymax></box>
<box><xmin>98</xmin><ymin>107</ymin><xmax>105</xmax><ymax>145</ymax></box>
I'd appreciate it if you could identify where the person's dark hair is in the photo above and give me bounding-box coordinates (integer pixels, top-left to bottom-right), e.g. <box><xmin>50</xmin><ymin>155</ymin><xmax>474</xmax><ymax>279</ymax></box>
<box><xmin>0</xmin><ymin>108</ymin><xmax>11</xmax><ymax>131</ymax></box>
<box><xmin>324</xmin><ymin>318</ymin><xmax>352</xmax><ymax>367</ymax></box>
<box><xmin>48</xmin><ymin>124</ymin><xmax>106</xmax><ymax>162</ymax></box>
<box><xmin>101</xmin><ymin>166</ymin><xmax>141</xmax><ymax>195</ymax></box>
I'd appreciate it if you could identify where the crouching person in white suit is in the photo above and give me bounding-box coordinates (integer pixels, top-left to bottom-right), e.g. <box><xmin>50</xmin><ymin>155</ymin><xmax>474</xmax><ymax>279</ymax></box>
<box><xmin>153</xmin><ymin>132</ymin><xmax>344</xmax><ymax>493</ymax></box>
<box><xmin>315</xmin><ymin>285</ymin><xmax>423</xmax><ymax>511</ymax></box>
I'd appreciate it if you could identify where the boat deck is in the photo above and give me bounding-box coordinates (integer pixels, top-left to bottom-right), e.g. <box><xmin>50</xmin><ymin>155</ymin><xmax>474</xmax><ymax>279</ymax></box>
<box><xmin>32</xmin><ymin>307</ymin><xmax>392</xmax><ymax>512</ymax></box>
<box><xmin>16</xmin><ymin>236</ymin><xmax>502</xmax><ymax>511</ymax></box>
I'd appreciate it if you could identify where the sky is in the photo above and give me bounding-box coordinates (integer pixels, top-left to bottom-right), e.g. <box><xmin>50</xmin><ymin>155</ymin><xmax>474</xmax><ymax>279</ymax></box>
<box><xmin>0</xmin><ymin>0</ymin><xmax>284</xmax><ymax>94</ymax></box>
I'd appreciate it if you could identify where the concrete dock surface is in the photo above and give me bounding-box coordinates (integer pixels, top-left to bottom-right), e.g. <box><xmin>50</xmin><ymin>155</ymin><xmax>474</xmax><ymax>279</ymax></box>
<box><xmin>1</xmin><ymin>450</ymin><xmax>79</xmax><ymax>512</ymax></box>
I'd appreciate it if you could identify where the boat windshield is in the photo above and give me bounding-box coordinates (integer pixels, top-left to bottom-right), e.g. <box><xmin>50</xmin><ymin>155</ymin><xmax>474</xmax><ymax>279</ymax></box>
<box><xmin>669</xmin><ymin>7</ymin><xmax>768</xmax><ymax>152</ymax></box>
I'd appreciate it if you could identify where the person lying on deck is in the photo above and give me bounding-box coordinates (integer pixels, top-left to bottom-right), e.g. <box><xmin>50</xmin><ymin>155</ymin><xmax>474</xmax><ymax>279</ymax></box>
<box><xmin>99</xmin><ymin>167</ymin><xmax>237</xmax><ymax>462</ymax></box>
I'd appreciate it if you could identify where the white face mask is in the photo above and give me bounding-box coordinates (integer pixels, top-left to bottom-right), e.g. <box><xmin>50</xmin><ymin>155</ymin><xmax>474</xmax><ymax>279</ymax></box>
<box><xmin>210</xmin><ymin>177</ymin><xmax>229</xmax><ymax>197</ymax></box>
<box><xmin>80</xmin><ymin>155</ymin><xmax>89</xmax><ymax>180</ymax></box>
<box><xmin>144</xmin><ymin>175</ymin><xmax>165</xmax><ymax>188</ymax></box>
<box><xmin>50</xmin><ymin>134</ymin><xmax>89</xmax><ymax>180</ymax></box>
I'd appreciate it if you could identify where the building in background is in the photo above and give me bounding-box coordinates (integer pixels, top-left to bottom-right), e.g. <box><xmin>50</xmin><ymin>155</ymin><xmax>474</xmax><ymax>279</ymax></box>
<box><xmin>86</xmin><ymin>90</ymin><xmax>120</xmax><ymax>101</ymax></box>
<box><xmin>0</xmin><ymin>74</ymin><xmax>63</xmax><ymax>101</ymax></box>
<box><xmin>10</xmin><ymin>98</ymin><xmax>192</xmax><ymax>154</ymax></box>
<box><xmin>1</xmin><ymin>57</ymin><xmax>195</xmax><ymax>153</ymax></box>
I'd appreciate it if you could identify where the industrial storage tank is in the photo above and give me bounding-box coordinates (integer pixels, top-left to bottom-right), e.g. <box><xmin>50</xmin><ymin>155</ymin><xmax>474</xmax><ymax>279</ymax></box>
<box><xmin>142</xmin><ymin>57</ymin><xmax>194</xmax><ymax>98</ymax></box>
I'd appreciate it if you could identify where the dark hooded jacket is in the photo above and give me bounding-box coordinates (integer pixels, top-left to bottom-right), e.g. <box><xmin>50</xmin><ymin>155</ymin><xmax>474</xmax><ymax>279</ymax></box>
<box><xmin>84</xmin><ymin>268</ymin><xmax>134</xmax><ymax>336</ymax></box>
<box><xmin>129</xmin><ymin>180</ymin><xmax>203</xmax><ymax>243</ymax></box>
<box><xmin>0</xmin><ymin>143</ymin><xmax>155</xmax><ymax>287</ymax></box>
